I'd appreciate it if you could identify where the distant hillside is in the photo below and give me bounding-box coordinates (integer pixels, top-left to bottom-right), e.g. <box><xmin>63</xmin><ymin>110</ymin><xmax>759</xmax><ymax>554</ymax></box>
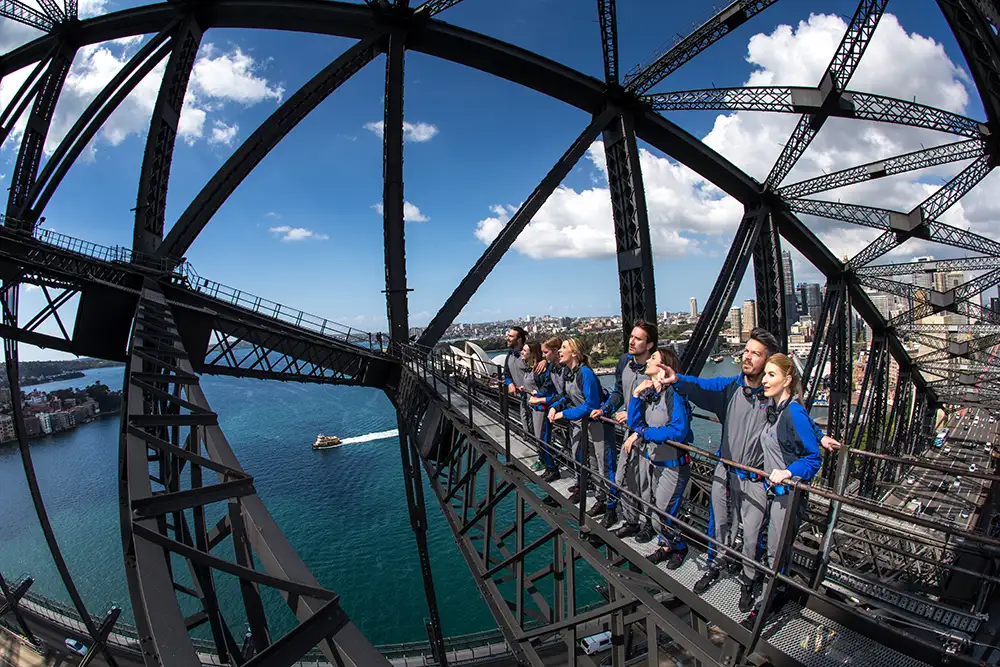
<box><xmin>0</xmin><ymin>358</ymin><xmax>124</xmax><ymax>388</ymax></box>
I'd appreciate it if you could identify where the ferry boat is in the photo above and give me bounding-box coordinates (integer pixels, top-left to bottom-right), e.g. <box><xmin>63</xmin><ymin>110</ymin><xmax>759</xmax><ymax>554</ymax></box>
<box><xmin>710</xmin><ymin>355</ymin><xmax>724</xmax><ymax>363</ymax></box>
<box><xmin>312</xmin><ymin>434</ymin><xmax>342</xmax><ymax>449</ymax></box>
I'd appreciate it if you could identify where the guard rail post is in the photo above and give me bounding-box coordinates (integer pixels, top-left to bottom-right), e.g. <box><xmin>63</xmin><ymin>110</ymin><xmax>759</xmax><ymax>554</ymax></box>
<box><xmin>746</xmin><ymin>481</ymin><xmax>804</xmax><ymax>656</ymax></box>
<box><xmin>577</xmin><ymin>417</ymin><xmax>590</xmax><ymax>537</ymax></box>
<box><xmin>500</xmin><ymin>371</ymin><xmax>512</xmax><ymax>464</ymax></box>
<box><xmin>467</xmin><ymin>364</ymin><xmax>474</xmax><ymax>427</ymax></box>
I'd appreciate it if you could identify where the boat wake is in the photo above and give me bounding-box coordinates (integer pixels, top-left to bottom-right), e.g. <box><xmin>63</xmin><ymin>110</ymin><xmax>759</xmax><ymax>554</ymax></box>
<box><xmin>338</xmin><ymin>429</ymin><xmax>399</xmax><ymax>446</ymax></box>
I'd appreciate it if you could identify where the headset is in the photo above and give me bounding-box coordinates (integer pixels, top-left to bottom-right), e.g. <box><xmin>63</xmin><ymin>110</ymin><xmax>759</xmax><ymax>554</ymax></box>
<box><xmin>742</xmin><ymin>384</ymin><xmax>768</xmax><ymax>404</ymax></box>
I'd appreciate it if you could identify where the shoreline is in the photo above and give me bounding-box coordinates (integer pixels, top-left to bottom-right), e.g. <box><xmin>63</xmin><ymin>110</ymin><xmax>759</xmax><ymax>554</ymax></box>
<box><xmin>0</xmin><ymin>409</ymin><xmax>121</xmax><ymax>446</ymax></box>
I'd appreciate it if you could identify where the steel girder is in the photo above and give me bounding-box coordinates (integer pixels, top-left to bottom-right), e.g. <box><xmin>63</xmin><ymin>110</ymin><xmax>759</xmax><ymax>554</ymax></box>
<box><xmin>682</xmin><ymin>205</ymin><xmax>767</xmax><ymax>373</ymax></box>
<box><xmin>778</xmin><ymin>139</ymin><xmax>986</xmax><ymax>199</ymax></box>
<box><xmin>159</xmin><ymin>32</ymin><xmax>387</xmax><ymax>261</ymax></box>
<box><xmin>133</xmin><ymin>16</ymin><xmax>204</xmax><ymax>256</ymax></box>
<box><xmin>382</xmin><ymin>28</ymin><xmax>409</xmax><ymax>345</ymax></box>
<box><xmin>937</xmin><ymin>0</ymin><xmax>1000</xmax><ymax>134</ymax></box>
<box><xmin>417</xmin><ymin>110</ymin><xmax>615</xmax><ymax>348</ymax></box>
<box><xmin>5</xmin><ymin>41</ymin><xmax>76</xmax><ymax>222</ymax></box>
<box><xmin>23</xmin><ymin>26</ymin><xmax>177</xmax><ymax>225</ymax></box>
<box><xmin>604</xmin><ymin>113</ymin><xmax>657</xmax><ymax>345</ymax></box>
<box><xmin>647</xmin><ymin>86</ymin><xmax>988</xmax><ymax>138</ymax></box>
<box><xmin>119</xmin><ymin>283</ymin><xmax>389</xmax><ymax>667</ymax></box>
<box><xmin>624</xmin><ymin>0</ymin><xmax>780</xmax><ymax>95</ymax></box>
<box><xmin>0</xmin><ymin>52</ymin><xmax>52</xmax><ymax>148</ymax></box>
<box><xmin>751</xmin><ymin>211</ymin><xmax>788</xmax><ymax>349</ymax></box>
<box><xmin>0</xmin><ymin>1</ymin><xmax>54</xmax><ymax>32</ymax></box>
<box><xmin>856</xmin><ymin>255</ymin><xmax>1000</xmax><ymax>278</ymax></box>
<box><xmin>0</xmin><ymin>573</ymin><xmax>36</xmax><ymax>643</ymax></box>
<box><xmin>597</xmin><ymin>0</ymin><xmax>617</xmax><ymax>86</ymax></box>
<box><xmin>765</xmin><ymin>0</ymin><xmax>887</xmax><ymax>189</ymax></box>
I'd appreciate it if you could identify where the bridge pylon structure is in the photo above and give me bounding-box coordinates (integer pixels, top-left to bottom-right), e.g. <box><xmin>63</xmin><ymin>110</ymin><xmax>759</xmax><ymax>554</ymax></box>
<box><xmin>2</xmin><ymin>1</ymin><xmax>1000</xmax><ymax>666</ymax></box>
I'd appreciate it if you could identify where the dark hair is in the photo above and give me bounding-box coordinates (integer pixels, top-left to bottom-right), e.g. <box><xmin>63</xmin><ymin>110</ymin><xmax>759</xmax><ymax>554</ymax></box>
<box><xmin>632</xmin><ymin>319</ymin><xmax>658</xmax><ymax>348</ymax></box>
<box><xmin>655</xmin><ymin>346</ymin><xmax>681</xmax><ymax>372</ymax></box>
<box><xmin>509</xmin><ymin>327</ymin><xmax>527</xmax><ymax>346</ymax></box>
<box><xmin>748</xmin><ymin>327</ymin><xmax>780</xmax><ymax>356</ymax></box>
<box><xmin>522</xmin><ymin>341</ymin><xmax>543</xmax><ymax>366</ymax></box>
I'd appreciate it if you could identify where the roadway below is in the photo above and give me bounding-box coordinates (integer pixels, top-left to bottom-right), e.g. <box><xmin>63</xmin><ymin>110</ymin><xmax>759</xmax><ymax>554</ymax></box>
<box><xmin>878</xmin><ymin>407</ymin><xmax>997</xmax><ymax>529</ymax></box>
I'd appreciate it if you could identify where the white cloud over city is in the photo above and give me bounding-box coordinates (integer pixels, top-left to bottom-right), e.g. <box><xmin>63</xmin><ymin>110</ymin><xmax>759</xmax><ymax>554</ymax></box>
<box><xmin>0</xmin><ymin>22</ymin><xmax>284</xmax><ymax>158</ymax></box>
<box><xmin>477</xmin><ymin>12</ymin><xmax>994</xmax><ymax>265</ymax></box>
<box><xmin>269</xmin><ymin>225</ymin><xmax>329</xmax><ymax>242</ymax></box>
<box><xmin>363</xmin><ymin>120</ymin><xmax>439</xmax><ymax>143</ymax></box>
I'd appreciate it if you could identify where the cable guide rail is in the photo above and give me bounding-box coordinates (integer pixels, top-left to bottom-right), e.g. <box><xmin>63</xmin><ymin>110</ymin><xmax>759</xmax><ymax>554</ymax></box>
<box><xmin>0</xmin><ymin>215</ymin><xmax>385</xmax><ymax>351</ymax></box>
<box><xmin>395</xmin><ymin>343</ymin><xmax>997</xmax><ymax>663</ymax></box>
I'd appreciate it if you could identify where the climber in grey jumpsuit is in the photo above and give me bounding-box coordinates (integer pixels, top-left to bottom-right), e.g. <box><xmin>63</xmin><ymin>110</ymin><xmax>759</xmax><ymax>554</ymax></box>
<box><xmin>741</xmin><ymin>352</ymin><xmax>822</xmax><ymax>629</ymax></box>
<box><xmin>594</xmin><ymin>321</ymin><xmax>659</xmax><ymax>542</ymax></box>
<box><xmin>549</xmin><ymin>338</ymin><xmax>609</xmax><ymax>511</ymax></box>
<box><xmin>502</xmin><ymin>327</ymin><xmax>531</xmax><ymax>432</ymax></box>
<box><xmin>626</xmin><ymin>348</ymin><xmax>694</xmax><ymax>570</ymax></box>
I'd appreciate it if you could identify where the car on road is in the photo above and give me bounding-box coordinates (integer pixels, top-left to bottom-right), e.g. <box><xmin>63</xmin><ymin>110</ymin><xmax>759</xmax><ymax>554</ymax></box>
<box><xmin>953</xmin><ymin>477</ymin><xmax>961</xmax><ymax>487</ymax></box>
<box><xmin>906</xmin><ymin>476</ymin><xmax>916</xmax><ymax>485</ymax></box>
<box><xmin>961</xmin><ymin>509</ymin><xmax>971</xmax><ymax>519</ymax></box>
<box><xmin>943</xmin><ymin>446</ymin><xmax>952</xmax><ymax>454</ymax></box>
<box><xmin>64</xmin><ymin>639</ymin><xmax>87</xmax><ymax>656</ymax></box>
<box><xmin>969</xmin><ymin>463</ymin><xmax>978</xmax><ymax>472</ymax></box>
<box><xmin>580</xmin><ymin>631</ymin><xmax>613</xmax><ymax>655</ymax></box>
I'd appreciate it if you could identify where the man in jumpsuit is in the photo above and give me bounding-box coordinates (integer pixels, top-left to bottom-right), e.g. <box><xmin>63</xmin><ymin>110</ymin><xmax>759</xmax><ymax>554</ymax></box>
<box><xmin>502</xmin><ymin>327</ymin><xmax>531</xmax><ymax>431</ymax></box>
<box><xmin>662</xmin><ymin>328</ymin><xmax>838</xmax><ymax>609</ymax></box>
<box><xmin>592</xmin><ymin>320</ymin><xmax>659</xmax><ymax>542</ymax></box>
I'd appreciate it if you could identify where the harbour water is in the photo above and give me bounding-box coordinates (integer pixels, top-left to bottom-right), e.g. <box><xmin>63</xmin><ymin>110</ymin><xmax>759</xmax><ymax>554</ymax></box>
<box><xmin>0</xmin><ymin>359</ymin><xmax>737</xmax><ymax>644</ymax></box>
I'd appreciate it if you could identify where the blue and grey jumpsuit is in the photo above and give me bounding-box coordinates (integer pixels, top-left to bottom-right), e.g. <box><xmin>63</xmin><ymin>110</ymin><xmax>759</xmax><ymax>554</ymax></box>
<box><xmin>558</xmin><ymin>365</ymin><xmax>613</xmax><ymax>501</ymax></box>
<box><xmin>671</xmin><ymin>374</ymin><xmax>771</xmax><ymax>576</ymax></box>
<box><xmin>605</xmin><ymin>355</ymin><xmax>651</xmax><ymax>524</ymax></box>
<box><xmin>751</xmin><ymin>398</ymin><xmax>822</xmax><ymax>586</ymax></box>
<box><xmin>525</xmin><ymin>363</ymin><xmax>558</xmax><ymax>470</ymax></box>
<box><xmin>503</xmin><ymin>347</ymin><xmax>531</xmax><ymax>432</ymax></box>
<box><xmin>627</xmin><ymin>386</ymin><xmax>693</xmax><ymax>550</ymax></box>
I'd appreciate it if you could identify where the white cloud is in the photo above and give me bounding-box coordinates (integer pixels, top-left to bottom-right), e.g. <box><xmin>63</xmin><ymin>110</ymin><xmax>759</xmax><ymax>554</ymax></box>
<box><xmin>209</xmin><ymin>120</ymin><xmax>239</xmax><ymax>146</ymax></box>
<box><xmin>372</xmin><ymin>201</ymin><xmax>430</xmax><ymax>222</ymax></box>
<box><xmin>363</xmin><ymin>120</ymin><xmax>439</xmax><ymax>142</ymax></box>
<box><xmin>269</xmin><ymin>225</ymin><xmax>329</xmax><ymax>242</ymax></box>
<box><xmin>0</xmin><ymin>35</ymin><xmax>283</xmax><ymax>158</ymax></box>
<box><xmin>477</xmin><ymin>12</ymin><xmax>990</xmax><ymax>263</ymax></box>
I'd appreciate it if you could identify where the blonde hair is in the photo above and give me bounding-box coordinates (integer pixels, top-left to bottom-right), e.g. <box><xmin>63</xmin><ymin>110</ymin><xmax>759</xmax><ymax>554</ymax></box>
<box><xmin>767</xmin><ymin>353</ymin><xmax>803</xmax><ymax>402</ymax></box>
<box><xmin>563</xmin><ymin>338</ymin><xmax>590</xmax><ymax>367</ymax></box>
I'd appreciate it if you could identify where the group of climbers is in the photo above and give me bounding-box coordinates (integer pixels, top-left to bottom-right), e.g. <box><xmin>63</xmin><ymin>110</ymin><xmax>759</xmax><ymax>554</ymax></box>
<box><xmin>500</xmin><ymin>322</ymin><xmax>835</xmax><ymax>626</ymax></box>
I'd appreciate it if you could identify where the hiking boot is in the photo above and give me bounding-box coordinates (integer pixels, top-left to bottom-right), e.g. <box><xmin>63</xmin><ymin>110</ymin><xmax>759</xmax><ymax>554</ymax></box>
<box><xmin>665</xmin><ymin>548</ymin><xmax>688</xmax><ymax>570</ymax></box>
<box><xmin>645</xmin><ymin>547</ymin><xmax>672</xmax><ymax>565</ymax></box>
<box><xmin>634</xmin><ymin>524</ymin><xmax>656</xmax><ymax>544</ymax></box>
<box><xmin>739</xmin><ymin>582</ymin><xmax>755</xmax><ymax>613</ymax></box>
<box><xmin>615</xmin><ymin>523</ymin><xmax>641</xmax><ymax>539</ymax></box>
<box><xmin>740</xmin><ymin>610</ymin><xmax>758</xmax><ymax>631</ymax></box>
<box><xmin>542</xmin><ymin>468</ymin><xmax>561</xmax><ymax>483</ymax></box>
<box><xmin>693</xmin><ymin>566</ymin><xmax>720</xmax><ymax>594</ymax></box>
<box><xmin>586</xmin><ymin>502</ymin><xmax>607</xmax><ymax>517</ymax></box>
<box><xmin>530</xmin><ymin>460</ymin><xmax>546</xmax><ymax>472</ymax></box>
<box><xmin>601</xmin><ymin>506</ymin><xmax>618</xmax><ymax>529</ymax></box>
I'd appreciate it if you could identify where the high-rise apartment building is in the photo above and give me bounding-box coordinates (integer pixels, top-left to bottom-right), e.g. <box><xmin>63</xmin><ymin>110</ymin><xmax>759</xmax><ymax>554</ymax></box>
<box><xmin>728</xmin><ymin>307</ymin><xmax>742</xmax><ymax>341</ymax></box>
<box><xmin>804</xmin><ymin>283</ymin><xmax>822</xmax><ymax>321</ymax></box>
<box><xmin>690</xmin><ymin>297</ymin><xmax>698</xmax><ymax>317</ymax></box>
<box><xmin>741</xmin><ymin>299</ymin><xmax>757</xmax><ymax>341</ymax></box>
<box><xmin>781</xmin><ymin>250</ymin><xmax>797</xmax><ymax>331</ymax></box>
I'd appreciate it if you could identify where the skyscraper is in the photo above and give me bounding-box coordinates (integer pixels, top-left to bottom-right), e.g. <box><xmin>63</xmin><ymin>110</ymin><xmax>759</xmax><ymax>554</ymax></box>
<box><xmin>689</xmin><ymin>297</ymin><xmax>698</xmax><ymax>317</ymax></box>
<box><xmin>804</xmin><ymin>283</ymin><xmax>822</xmax><ymax>321</ymax></box>
<box><xmin>781</xmin><ymin>250</ymin><xmax>797</xmax><ymax>331</ymax></box>
<box><xmin>741</xmin><ymin>299</ymin><xmax>757</xmax><ymax>342</ymax></box>
<box><xmin>728</xmin><ymin>307</ymin><xmax>742</xmax><ymax>341</ymax></box>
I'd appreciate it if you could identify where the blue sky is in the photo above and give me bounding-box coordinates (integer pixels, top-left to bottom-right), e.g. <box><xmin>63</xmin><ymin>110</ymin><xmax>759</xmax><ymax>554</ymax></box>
<box><xmin>2</xmin><ymin>0</ymin><xmax>995</xmax><ymax>360</ymax></box>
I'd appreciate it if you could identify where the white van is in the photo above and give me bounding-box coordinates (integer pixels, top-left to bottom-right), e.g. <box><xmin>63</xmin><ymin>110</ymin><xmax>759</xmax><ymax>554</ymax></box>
<box><xmin>580</xmin><ymin>631</ymin><xmax>613</xmax><ymax>655</ymax></box>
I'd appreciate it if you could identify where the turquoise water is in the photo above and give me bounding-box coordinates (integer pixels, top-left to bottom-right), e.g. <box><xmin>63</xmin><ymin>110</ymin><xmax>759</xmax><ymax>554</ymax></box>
<box><xmin>0</xmin><ymin>360</ymin><xmax>736</xmax><ymax>645</ymax></box>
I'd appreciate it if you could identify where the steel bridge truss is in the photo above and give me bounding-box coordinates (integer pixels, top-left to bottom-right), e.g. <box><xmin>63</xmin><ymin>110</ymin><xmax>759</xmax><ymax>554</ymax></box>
<box><xmin>1</xmin><ymin>0</ymin><xmax>999</xmax><ymax>664</ymax></box>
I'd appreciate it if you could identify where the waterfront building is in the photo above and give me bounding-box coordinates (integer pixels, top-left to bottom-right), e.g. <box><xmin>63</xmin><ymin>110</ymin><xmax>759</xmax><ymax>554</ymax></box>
<box><xmin>689</xmin><ymin>297</ymin><xmax>698</xmax><ymax>317</ymax></box>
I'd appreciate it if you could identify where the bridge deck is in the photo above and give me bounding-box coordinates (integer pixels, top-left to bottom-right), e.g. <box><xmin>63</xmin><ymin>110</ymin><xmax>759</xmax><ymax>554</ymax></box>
<box><xmin>417</xmin><ymin>367</ymin><xmax>933</xmax><ymax>667</ymax></box>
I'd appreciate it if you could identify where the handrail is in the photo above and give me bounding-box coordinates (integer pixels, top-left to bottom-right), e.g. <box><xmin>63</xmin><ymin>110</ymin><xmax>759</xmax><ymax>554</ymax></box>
<box><xmin>0</xmin><ymin>215</ymin><xmax>387</xmax><ymax>352</ymax></box>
